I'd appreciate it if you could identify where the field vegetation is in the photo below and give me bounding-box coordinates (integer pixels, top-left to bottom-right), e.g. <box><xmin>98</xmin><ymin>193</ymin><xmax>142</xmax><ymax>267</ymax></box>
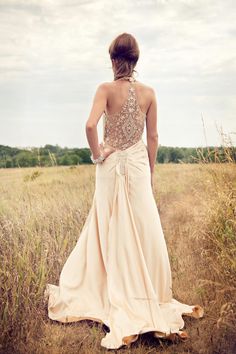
<box><xmin>0</xmin><ymin>144</ymin><xmax>235</xmax><ymax>353</ymax></box>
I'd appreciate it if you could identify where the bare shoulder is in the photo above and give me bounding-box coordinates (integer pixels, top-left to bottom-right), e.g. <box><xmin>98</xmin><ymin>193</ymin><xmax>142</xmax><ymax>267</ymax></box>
<box><xmin>136</xmin><ymin>81</ymin><xmax>156</xmax><ymax>96</ymax></box>
<box><xmin>95</xmin><ymin>82</ymin><xmax>111</xmax><ymax>92</ymax></box>
<box><xmin>97</xmin><ymin>81</ymin><xmax>117</xmax><ymax>91</ymax></box>
<box><xmin>95</xmin><ymin>80</ymin><xmax>156</xmax><ymax>104</ymax></box>
<box><xmin>92</xmin><ymin>82</ymin><xmax>111</xmax><ymax>101</ymax></box>
<box><xmin>135</xmin><ymin>81</ymin><xmax>157</xmax><ymax>112</ymax></box>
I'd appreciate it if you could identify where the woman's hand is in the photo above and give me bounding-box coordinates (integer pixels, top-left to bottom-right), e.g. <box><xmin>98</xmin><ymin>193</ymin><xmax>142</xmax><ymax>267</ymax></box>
<box><xmin>99</xmin><ymin>142</ymin><xmax>116</xmax><ymax>160</ymax></box>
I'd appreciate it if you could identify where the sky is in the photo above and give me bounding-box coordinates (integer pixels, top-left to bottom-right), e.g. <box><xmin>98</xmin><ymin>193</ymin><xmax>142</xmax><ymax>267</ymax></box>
<box><xmin>0</xmin><ymin>0</ymin><xmax>235</xmax><ymax>149</ymax></box>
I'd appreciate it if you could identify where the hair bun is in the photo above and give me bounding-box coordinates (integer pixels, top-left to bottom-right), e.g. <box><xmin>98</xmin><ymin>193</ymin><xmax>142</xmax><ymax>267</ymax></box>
<box><xmin>113</xmin><ymin>49</ymin><xmax>137</xmax><ymax>62</ymax></box>
<box><xmin>109</xmin><ymin>33</ymin><xmax>139</xmax><ymax>79</ymax></box>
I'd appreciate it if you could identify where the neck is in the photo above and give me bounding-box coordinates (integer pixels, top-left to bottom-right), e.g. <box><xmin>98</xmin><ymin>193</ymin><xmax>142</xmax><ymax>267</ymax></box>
<box><xmin>114</xmin><ymin>75</ymin><xmax>135</xmax><ymax>82</ymax></box>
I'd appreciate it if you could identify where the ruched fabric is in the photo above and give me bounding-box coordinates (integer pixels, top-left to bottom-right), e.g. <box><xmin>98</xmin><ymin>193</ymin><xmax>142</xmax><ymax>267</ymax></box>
<box><xmin>45</xmin><ymin>139</ymin><xmax>199</xmax><ymax>349</ymax></box>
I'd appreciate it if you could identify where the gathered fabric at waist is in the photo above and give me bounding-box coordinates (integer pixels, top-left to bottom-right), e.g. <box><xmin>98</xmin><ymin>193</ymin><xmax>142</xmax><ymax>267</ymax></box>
<box><xmin>96</xmin><ymin>139</ymin><xmax>150</xmax><ymax>181</ymax></box>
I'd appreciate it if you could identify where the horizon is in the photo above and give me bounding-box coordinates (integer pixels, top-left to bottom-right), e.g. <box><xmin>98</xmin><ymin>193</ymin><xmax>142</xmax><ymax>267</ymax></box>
<box><xmin>2</xmin><ymin>140</ymin><xmax>234</xmax><ymax>150</ymax></box>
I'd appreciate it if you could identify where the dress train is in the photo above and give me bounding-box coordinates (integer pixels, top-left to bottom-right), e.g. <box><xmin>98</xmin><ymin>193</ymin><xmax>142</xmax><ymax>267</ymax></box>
<box><xmin>45</xmin><ymin>138</ymin><xmax>203</xmax><ymax>349</ymax></box>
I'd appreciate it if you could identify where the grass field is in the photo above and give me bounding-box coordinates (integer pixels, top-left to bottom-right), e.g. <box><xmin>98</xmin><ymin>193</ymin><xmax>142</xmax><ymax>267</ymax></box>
<box><xmin>0</xmin><ymin>163</ymin><xmax>235</xmax><ymax>354</ymax></box>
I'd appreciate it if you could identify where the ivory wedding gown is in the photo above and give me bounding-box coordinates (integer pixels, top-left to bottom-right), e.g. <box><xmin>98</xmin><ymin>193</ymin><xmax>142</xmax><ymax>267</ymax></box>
<box><xmin>44</xmin><ymin>76</ymin><xmax>204</xmax><ymax>349</ymax></box>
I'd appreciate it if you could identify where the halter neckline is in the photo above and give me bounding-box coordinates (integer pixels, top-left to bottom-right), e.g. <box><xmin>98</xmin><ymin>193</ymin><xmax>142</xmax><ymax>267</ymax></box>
<box><xmin>114</xmin><ymin>75</ymin><xmax>136</xmax><ymax>82</ymax></box>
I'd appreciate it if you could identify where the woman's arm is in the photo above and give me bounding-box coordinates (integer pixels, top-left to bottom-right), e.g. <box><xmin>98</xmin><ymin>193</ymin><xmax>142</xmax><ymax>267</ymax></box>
<box><xmin>85</xmin><ymin>83</ymin><xmax>107</xmax><ymax>159</ymax></box>
<box><xmin>146</xmin><ymin>88</ymin><xmax>158</xmax><ymax>175</ymax></box>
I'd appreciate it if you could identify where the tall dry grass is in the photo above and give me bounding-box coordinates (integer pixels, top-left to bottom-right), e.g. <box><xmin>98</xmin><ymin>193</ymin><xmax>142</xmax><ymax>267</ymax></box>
<box><xmin>0</xmin><ymin>165</ymin><xmax>95</xmax><ymax>352</ymax></box>
<box><xmin>0</xmin><ymin>155</ymin><xmax>235</xmax><ymax>353</ymax></box>
<box><xmin>191</xmin><ymin>139</ymin><xmax>236</xmax><ymax>354</ymax></box>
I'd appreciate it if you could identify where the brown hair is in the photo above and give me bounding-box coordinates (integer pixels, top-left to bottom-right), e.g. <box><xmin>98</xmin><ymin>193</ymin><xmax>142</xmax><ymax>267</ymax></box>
<box><xmin>109</xmin><ymin>32</ymin><xmax>139</xmax><ymax>80</ymax></box>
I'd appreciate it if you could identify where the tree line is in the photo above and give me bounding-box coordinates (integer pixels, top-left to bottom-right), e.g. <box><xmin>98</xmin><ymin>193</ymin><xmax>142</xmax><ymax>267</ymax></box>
<box><xmin>0</xmin><ymin>143</ymin><xmax>235</xmax><ymax>168</ymax></box>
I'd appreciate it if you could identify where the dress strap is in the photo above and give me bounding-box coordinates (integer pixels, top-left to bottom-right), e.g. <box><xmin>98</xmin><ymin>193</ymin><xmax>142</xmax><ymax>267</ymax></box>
<box><xmin>114</xmin><ymin>75</ymin><xmax>136</xmax><ymax>83</ymax></box>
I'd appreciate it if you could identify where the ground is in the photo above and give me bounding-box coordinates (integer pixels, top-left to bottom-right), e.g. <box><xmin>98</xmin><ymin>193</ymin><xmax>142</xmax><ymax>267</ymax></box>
<box><xmin>0</xmin><ymin>163</ymin><xmax>235</xmax><ymax>354</ymax></box>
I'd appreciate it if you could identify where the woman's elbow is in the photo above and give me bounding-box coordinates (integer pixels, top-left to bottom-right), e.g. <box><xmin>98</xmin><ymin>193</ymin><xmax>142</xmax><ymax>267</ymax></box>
<box><xmin>85</xmin><ymin>121</ymin><xmax>96</xmax><ymax>131</ymax></box>
<box><xmin>147</xmin><ymin>133</ymin><xmax>158</xmax><ymax>141</ymax></box>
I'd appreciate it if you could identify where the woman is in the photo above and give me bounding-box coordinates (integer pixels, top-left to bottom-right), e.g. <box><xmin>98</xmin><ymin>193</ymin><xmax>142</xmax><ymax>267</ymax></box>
<box><xmin>44</xmin><ymin>32</ymin><xmax>204</xmax><ymax>350</ymax></box>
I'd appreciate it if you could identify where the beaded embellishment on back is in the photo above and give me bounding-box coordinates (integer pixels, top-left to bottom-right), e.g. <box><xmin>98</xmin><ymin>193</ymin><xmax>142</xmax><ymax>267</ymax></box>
<box><xmin>103</xmin><ymin>78</ymin><xmax>146</xmax><ymax>151</ymax></box>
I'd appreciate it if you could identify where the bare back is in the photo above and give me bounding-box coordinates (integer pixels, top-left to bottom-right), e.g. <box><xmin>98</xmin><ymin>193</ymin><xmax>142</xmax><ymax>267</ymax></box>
<box><xmin>103</xmin><ymin>77</ymin><xmax>154</xmax><ymax>151</ymax></box>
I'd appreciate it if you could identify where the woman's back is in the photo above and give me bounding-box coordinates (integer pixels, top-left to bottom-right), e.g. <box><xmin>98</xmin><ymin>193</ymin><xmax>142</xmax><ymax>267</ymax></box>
<box><xmin>103</xmin><ymin>77</ymin><xmax>153</xmax><ymax>151</ymax></box>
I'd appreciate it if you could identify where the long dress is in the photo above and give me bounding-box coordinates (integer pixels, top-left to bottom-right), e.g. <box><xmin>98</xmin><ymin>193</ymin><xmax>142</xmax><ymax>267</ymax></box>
<box><xmin>44</xmin><ymin>76</ymin><xmax>204</xmax><ymax>350</ymax></box>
